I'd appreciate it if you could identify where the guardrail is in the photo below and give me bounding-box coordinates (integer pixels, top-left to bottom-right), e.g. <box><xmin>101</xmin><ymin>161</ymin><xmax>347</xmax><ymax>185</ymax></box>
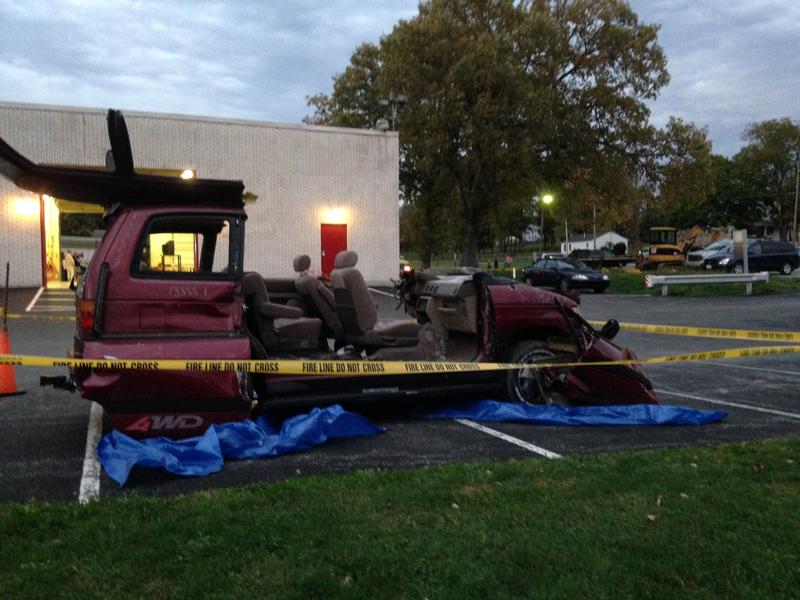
<box><xmin>644</xmin><ymin>271</ymin><xmax>769</xmax><ymax>296</ymax></box>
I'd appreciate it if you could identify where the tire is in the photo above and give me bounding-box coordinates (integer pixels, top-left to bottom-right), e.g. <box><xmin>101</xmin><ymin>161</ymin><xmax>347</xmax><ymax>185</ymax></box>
<box><xmin>557</xmin><ymin>277</ymin><xmax>570</xmax><ymax>294</ymax></box>
<box><xmin>781</xmin><ymin>262</ymin><xmax>793</xmax><ymax>275</ymax></box>
<box><xmin>525</xmin><ymin>277</ymin><xmax>533</xmax><ymax>286</ymax></box>
<box><xmin>733</xmin><ymin>263</ymin><xmax>744</xmax><ymax>274</ymax></box>
<box><xmin>595</xmin><ymin>287</ymin><xmax>606</xmax><ymax>294</ymax></box>
<box><xmin>504</xmin><ymin>340</ymin><xmax>561</xmax><ymax>405</ymax></box>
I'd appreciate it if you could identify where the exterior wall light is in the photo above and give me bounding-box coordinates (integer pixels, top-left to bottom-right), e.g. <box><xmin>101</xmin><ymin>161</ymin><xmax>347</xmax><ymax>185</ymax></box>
<box><xmin>321</xmin><ymin>208</ymin><xmax>348</xmax><ymax>224</ymax></box>
<box><xmin>180</xmin><ymin>169</ymin><xmax>195</xmax><ymax>180</ymax></box>
<box><xmin>13</xmin><ymin>197</ymin><xmax>39</xmax><ymax>218</ymax></box>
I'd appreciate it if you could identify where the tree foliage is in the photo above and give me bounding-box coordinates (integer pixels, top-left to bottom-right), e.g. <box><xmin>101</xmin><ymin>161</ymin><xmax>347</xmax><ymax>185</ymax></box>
<box><xmin>308</xmin><ymin>0</ymin><xmax>674</xmax><ymax>265</ymax></box>
<box><xmin>734</xmin><ymin>119</ymin><xmax>800</xmax><ymax>236</ymax></box>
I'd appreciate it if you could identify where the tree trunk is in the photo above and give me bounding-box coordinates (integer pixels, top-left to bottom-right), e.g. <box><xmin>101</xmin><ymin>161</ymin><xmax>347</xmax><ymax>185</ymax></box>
<box><xmin>460</xmin><ymin>234</ymin><xmax>479</xmax><ymax>267</ymax></box>
<box><xmin>421</xmin><ymin>247</ymin><xmax>432</xmax><ymax>269</ymax></box>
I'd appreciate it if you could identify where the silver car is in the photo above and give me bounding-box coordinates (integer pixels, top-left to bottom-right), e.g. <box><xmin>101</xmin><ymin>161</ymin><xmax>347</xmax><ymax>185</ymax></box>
<box><xmin>685</xmin><ymin>239</ymin><xmax>732</xmax><ymax>268</ymax></box>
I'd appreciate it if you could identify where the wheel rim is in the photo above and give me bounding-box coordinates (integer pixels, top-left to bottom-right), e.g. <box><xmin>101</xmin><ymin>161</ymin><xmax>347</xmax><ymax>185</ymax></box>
<box><xmin>783</xmin><ymin>263</ymin><xmax>792</xmax><ymax>275</ymax></box>
<box><xmin>557</xmin><ymin>279</ymin><xmax>568</xmax><ymax>293</ymax></box>
<box><xmin>512</xmin><ymin>348</ymin><xmax>556</xmax><ymax>404</ymax></box>
<box><xmin>734</xmin><ymin>264</ymin><xmax>743</xmax><ymax>274</ymax></box>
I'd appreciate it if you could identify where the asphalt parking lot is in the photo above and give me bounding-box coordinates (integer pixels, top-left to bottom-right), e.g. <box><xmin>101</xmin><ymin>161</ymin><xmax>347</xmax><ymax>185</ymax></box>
<box><xmin>1</xmin><ymin>287</ymin><xmax>799</xmax><ymax>503</ymax></box>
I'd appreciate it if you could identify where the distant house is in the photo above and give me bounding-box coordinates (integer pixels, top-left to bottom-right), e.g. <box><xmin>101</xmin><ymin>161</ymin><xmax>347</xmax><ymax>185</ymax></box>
<box><xmin>560</xmin><ymin>231</ymin><xmax>628</xmax><ymax>255</ymax></box>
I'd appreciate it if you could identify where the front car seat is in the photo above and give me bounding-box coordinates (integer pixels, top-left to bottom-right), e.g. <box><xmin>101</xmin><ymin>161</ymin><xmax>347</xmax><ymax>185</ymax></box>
<box><xmin>330</xmin><ymin>251</ymin><xmax>420</xmax><ymax>348</ymax></box>
<box><xmin>242</xmin><ymin>272</ymin><xmax>322</xmax><ymax>351</ymax></box>
<box><xmin>293</xmin><ymin>254</ymin><xmax>343</xmax><ymax>342</ymax></box>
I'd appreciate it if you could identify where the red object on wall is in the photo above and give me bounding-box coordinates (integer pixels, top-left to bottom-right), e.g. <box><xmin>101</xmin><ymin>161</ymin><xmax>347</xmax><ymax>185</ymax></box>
<box><xmin>321</xmin><ymin>223</ymin><xmax>347</xmax><ymax>275</ymax></box>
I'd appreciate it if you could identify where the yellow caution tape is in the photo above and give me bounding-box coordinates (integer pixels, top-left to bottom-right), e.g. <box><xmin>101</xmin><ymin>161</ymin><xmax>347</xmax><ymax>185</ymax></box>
<box><xmin>2</xmin><ymin>345</ymin><xmax>800</xmax><ymax>376</ymax></box>
<box><xmin>1</xmin><ymin>312</ymin><xmax>73</xmax><ymax>322</ymax></box>
<box><xmin>587</xmin><ymin>320</ymin><xmax>800</xmax><ymax>343</ymax></box>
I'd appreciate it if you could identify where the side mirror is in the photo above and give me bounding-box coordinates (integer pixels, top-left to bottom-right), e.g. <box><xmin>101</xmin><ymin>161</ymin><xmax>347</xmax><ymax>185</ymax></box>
<box><xmin>599</xmin><ymin>319</ymin><xmax>619</xmax><ymax>340</ymax></box>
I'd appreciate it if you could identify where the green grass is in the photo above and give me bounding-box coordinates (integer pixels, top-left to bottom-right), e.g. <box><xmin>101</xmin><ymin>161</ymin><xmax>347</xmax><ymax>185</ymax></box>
<box><xmin>2</xmin><ymin>438</ymin><xmax>799</xmax><ymax>599</ymax></box>
<box><xmin>607</xmin><ymin>269</ymin><xmax>800</xmax><ymax>296</ymax></box>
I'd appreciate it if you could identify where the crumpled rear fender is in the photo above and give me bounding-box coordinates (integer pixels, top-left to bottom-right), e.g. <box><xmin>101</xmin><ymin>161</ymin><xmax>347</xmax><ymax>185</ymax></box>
<box><xmin>76</xmin><ymin>336</ymin><xmax>251</xmax><ymax>412</ymax></box>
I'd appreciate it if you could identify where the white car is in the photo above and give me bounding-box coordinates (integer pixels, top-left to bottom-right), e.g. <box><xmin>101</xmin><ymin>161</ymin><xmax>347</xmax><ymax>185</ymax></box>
<box><xmin>685</xmin><ymin>239</ymin><xmax>732</xmax><ymax>268</ymax></box>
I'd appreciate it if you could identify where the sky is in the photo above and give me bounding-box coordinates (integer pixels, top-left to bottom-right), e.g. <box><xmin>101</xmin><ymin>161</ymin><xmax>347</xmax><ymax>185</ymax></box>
<box><xmin>0</xmin><ymin>0</ymin><xmax>797</xmax><ymax>157</ymax></box>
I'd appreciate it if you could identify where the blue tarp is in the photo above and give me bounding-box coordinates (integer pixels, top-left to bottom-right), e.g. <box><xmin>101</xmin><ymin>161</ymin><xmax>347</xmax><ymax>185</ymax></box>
<box><xmin>420</xmin><ymin>400</ymin><xmax>727</xmax><ymax>426</ymax></box>
<box><xmin>97</xmin><ymin>404</ymin><xmax>384</xmax><ymax>486</ymax></box>
<box><xmin>97</xmin><ymin>401</ymin><xmax>727</xmax><ymax>485</ymax></box>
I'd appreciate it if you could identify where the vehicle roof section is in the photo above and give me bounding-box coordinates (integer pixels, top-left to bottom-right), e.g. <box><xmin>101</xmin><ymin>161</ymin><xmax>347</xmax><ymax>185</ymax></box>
<box><xmin>0</xmin><ymin>109</ymin><xmax>244</xmax><ymax>209</ymax></box>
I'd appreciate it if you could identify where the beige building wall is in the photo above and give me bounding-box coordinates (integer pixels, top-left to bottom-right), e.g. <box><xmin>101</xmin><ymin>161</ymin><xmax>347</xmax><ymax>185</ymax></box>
<box><xmin>0</xmin><ymin>102</ymin><xmax>399</xmax><ymax>287</ymax></box>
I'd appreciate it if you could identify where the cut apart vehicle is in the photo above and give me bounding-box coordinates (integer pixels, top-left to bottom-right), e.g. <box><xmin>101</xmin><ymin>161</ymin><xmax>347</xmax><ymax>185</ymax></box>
<box><xmin>0</xmin><ymin>110</ymin><xmax>659</xmax><ymax>438</ymax></box>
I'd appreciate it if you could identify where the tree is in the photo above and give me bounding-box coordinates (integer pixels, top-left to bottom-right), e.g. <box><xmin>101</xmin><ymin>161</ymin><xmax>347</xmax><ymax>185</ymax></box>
<box><xmin>655</xmin><ymin>117</ymin><xmax>713</xmax><ymax>227</ymax></box>
<box><xmin>306</xmin><ymin>0</ymin><xmax>669</xmax><ymax>266</ymax></box>
<box><xmin>734</xmin><ymin>118</ymin><xmax>800</xmax><ymax>238</ymax></box>
<box><xmin>304</xmin><ymin>43</ymin><xmax>385</xmax><ymax>129</ymax></box>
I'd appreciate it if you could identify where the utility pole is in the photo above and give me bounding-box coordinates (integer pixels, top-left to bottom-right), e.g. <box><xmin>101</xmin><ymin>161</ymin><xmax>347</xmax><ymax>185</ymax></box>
<box><xmin>593</xmin><ymin>201</ymin><xmax>597</xmax><ymax>250</ymax></box>
<box><xmin>793</xmin><ymin>158</ymin><xmax>799</xmax><ymax>242</ymax></box>
<box><xmin>540</xmin><ymin>205</ymin><xmax>546</xmax><ymax>251</ymax></box>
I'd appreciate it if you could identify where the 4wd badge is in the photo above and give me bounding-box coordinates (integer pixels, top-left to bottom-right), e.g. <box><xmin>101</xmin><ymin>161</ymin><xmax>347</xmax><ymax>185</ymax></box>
<box><xmin>126</xmin><ymin>414</ymin><xmax>204</xmax><ymax>432</ymax></box>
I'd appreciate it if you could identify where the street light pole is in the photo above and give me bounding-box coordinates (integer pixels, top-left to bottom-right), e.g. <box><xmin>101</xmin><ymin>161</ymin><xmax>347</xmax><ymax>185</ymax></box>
<box><xmin>540</xmin><ymin>205</ymin><xmax>545</xmax><ymax>250</ymax></box>
<box><xmin>379</xmin><ymin>91</ymin><xmax>407</xmax><ymax>131</ymax></box>
<box><xmin>793</xmin><ymin>158</ymin><xmax>799</xmax><ymax>242</ymax></box>
<box><xmin>539</xmin><ymin>194</ymin><xmax>553</xmax><ymax>253</ymax></box>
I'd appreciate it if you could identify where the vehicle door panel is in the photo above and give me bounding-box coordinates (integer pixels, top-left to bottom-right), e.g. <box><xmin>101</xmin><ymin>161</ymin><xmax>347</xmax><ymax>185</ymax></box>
<box><xmin>98</xmin><ymin>212</ymin><xmax>245</xmax><ymax>336</ymax></box>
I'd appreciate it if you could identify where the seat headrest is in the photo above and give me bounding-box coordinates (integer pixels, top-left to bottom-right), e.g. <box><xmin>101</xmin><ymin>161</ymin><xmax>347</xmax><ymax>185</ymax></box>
<box><xmin>334</xmin><ymin>250</ymin><xmax>358</xmax><ymax>269</ymax></box>
<box><xmin>293</xmin><ymin>254</ymin><xmax>311</xmax><ymax>272</ymax></box>
<box><xmin>242</xmin><ymin>272</ymin><xmax>266</xmax><ymax>296</ymax></box>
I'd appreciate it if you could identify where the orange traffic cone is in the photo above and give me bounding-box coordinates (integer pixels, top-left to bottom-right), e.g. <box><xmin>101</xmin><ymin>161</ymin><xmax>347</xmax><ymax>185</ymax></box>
<box><xmin>0</xmin><ymin>325</ymin><xmax>24</xmax><ymax>397</ymax></box>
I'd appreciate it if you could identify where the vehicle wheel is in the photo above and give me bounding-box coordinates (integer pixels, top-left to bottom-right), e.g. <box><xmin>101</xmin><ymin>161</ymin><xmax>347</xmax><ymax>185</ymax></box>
<box><xmin>557</xmin><ymin>278</ymin><xmax>569</xmax><ymax>294</ymax></box>
<box><xmin>504</xmin><ymin>340</ymin><xmax>562</xmax><ymax>405</ymax></box>
<box><xmin>781</xmin><ymin>262</ymin><xmax>793</xmax><ymax>275</ymax></box>
<box><xmin>595</xmin><ymin>287</ymin><xmax>606</xmax><ymax>294</ymax></box>
<box><xmin>733</xmin><ymin>263</ymin><xmax>744</xmax><ymax>274</ymax></box>
<box><xmin>525</xmin><ymin>277</ymin><xmax>533</xmax><ymax>286</ymax></box>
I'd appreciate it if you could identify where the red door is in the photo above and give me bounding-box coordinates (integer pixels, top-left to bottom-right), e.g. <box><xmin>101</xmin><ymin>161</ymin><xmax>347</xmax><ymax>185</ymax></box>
<box><xmin>321</xmin><ymin>223</ymin><xmax>347</xmax><ymax>274</ymax></box>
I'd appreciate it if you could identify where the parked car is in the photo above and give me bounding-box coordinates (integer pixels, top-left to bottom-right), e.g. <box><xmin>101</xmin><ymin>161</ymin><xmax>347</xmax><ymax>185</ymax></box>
<box><xmin>685</xmin><ymin>239</ymin><xmax>732</xmax><ymax>268</ymax></box>
<box><xmin>523</xmin><ymin>257</ymin><xmax>610</xmax><ymax>294</ymax></box>
<box><xmin>0</xmin><ymin>110</ymin><xmax>658</xmax><ymax>438</ymax></box>
<box><xmin>702</xmin><ymin>239</ymin><xmax>799</xmax><ymax>274</ymax></box>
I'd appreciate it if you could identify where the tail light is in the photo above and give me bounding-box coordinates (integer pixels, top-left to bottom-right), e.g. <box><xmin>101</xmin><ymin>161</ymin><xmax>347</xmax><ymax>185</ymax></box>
<box><xmin>78</xmin><ymin>299</ymin><xmax>95</xmax><ymax>336</ymax></box>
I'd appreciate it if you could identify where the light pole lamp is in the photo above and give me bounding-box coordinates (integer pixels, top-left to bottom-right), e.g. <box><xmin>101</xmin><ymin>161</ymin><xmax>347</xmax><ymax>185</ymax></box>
<box><xmin>379</xmin><ymin>91</ymin><xmax>407</xmax><ymax>131</ymax></box>
<box><xmin>540</xmin><ymin>194</ymin><xmax>553</xmax><ymax>251</ymax></box>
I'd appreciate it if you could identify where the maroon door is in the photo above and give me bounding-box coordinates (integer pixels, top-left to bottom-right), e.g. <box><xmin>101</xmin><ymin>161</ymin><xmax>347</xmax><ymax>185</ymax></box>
<box><xmin>321</xmin><ymin>223</ymin><xmax>347</xmax><ymax>274</ymax></box>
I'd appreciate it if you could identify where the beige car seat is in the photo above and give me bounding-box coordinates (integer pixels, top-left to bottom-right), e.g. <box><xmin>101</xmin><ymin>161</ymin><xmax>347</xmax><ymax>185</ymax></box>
<box><xmin>293</xmin><ymin>255</ymin><xmax>343</xmax><ymax>342</ymax></box>
<box><xmin>242</xmin><ymin>272</ymin><xmax>322</xmax><ymax>350</ymax></box>
<box><xmin>330</xmin><ymin>251</ymin><xmax>420</xmax><ymax>348</ymax></box>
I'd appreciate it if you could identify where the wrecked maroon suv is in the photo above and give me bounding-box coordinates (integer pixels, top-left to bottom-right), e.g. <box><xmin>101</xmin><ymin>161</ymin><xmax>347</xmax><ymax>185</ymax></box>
<box><xmin>0</xmin><ymin>110</ymin><xmax>657</xmax><ymax>438</ymax></box>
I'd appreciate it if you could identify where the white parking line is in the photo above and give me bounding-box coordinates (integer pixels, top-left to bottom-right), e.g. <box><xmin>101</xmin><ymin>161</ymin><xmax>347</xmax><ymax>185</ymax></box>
<box><xmin>657</xmin><ymin>389</ymin><xmax>800</xmax><ymax>421</ymax></box>
<box><xmin>455</xmin><ymin>418</ymin><xmax>562</xmax><ymax>459</ymax></box>
<box><xmin>25</xmin><ymin>287</ymin><xmax>44</xmax><ymax>312</ymax></box>
<box><xmin>78</xmin><ymin>402</ymin><xmax>104</xmax><ymax>504</ymax></box>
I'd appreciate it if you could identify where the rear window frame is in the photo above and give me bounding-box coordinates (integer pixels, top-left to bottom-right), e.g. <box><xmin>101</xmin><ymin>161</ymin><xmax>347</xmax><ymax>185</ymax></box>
<box><xmin>130</xmin><ymin>213</ymin><xmax>244</xmax><ymax>281</ymax></box>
